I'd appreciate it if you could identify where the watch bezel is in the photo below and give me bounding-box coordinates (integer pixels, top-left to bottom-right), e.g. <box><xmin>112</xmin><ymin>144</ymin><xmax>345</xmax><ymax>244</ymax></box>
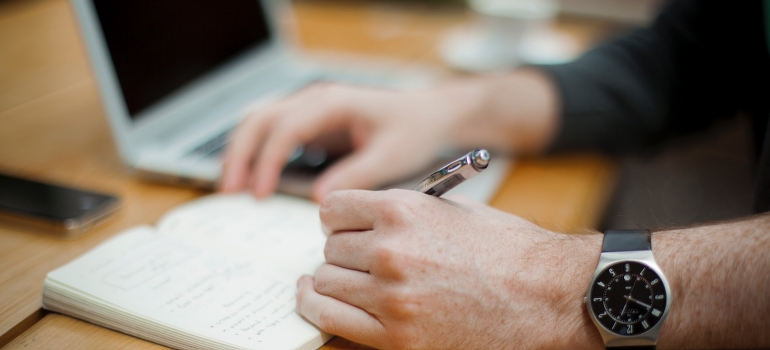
<box><xmin>585</xmin><ymin>250</ymin><xmax>672</xmax><ymax>347</ymax></box>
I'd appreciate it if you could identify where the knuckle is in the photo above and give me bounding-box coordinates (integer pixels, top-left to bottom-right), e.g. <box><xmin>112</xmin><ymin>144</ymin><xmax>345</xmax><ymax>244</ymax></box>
<box><xmin>373</xmin><ymin>244</ymin><xmax>397</xmax><ymax>266</ymax></box>
<box><xmin>378</xmin><ymin>195</ymin><xmax>414</xmax><ymax>227</ymax></box>
<box><xmin>239</xmin><ymin>109</ymin><xmax>272</xmax><ymax>131</ymax></box>
<box><xmin>373</xmin><ymin>243</ymin><xmax>406</xmax><ymax>279</ymax></box>
<box><xmin>316</xmin><ymin>308</ymin><xmax>339</xmax><ymax>333</ymax></box>
<box><xmin>380</xmin><ymin>286</ymin><xmax>419</xmax><ymax>319</ymax></box>
<box><xmin>320</xmin><ymin>190</ymin><xmax>344</xmax><ymax>211</ymax></box>
<box><xmin>319</xmin><ymin>191</ymin><xmax>348</xmax><ymax>226</ymax></box>
<box><xmin>323</xmin><ymin>100</ymin><xmax>349</xmax><ymax>119</ymax></box>
<box><xmin>270</xmin><ymin>119</ymin><xmax>298</xmax><ymax>140</ymax></box>
<box><xmin>321</xmin><ymin>86</ymin><xmax>353</xmax><ymax>113</ymax></box>
<box><xmin>312</xmin><ymin>266</ymin><xmax>332</xmax><ymax>293</ymax></box>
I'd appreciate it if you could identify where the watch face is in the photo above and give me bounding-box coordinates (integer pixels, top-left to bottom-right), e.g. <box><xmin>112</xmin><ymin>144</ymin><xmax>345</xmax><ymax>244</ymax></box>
<box><xmin>588</xmin><ymin>261</ymin><xmax>667</xmax><ymax>336</ymax></box>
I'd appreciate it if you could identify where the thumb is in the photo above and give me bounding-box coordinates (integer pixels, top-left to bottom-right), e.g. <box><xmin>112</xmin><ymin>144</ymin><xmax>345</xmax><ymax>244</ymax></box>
<box><xmin>311</xmin><ymin>138</ymin><xmax>403</xmax><ymax>201</ymax></box>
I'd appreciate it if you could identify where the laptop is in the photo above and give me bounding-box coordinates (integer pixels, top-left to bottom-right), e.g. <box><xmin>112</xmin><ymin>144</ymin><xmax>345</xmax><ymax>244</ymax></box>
<box><xmin>71</xmin><ymin>0</ymin><xmax>511</xmax><ymax>202</ymax></box>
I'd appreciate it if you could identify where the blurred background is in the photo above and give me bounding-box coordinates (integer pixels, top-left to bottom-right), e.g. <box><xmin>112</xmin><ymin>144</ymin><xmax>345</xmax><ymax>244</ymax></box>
<box><xmin>288</xmin><ymin>0</ymin><xmax>755</xmax><ymax>231</ymax></box>
<box><xmin>0</xmin><ymin>0</ymin><xmax>753</xmax><ymax>231</ymax></box>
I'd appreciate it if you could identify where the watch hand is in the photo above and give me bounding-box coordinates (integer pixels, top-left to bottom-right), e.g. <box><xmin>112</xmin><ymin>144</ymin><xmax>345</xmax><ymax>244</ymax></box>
<box><xmin>620</xmin><ymin>276</ymin><xmax>640</xmax><ymax>316</ymax></box>
<box><xmin>624</xmin><ymin>295</ymin><xmax>652</xmax><ymax>309</ymax></box>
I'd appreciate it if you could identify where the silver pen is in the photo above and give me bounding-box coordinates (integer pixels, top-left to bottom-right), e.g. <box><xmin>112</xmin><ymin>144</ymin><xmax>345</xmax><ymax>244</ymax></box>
<box><xmin>413</xmin><ymin>149</ymin><xmax>490</xmax><ymax>197</ymax></box>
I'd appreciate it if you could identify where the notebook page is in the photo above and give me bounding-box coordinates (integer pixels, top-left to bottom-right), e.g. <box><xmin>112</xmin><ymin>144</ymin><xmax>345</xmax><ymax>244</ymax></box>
<box><xmin>46</xmin><ymin>226</ymin><xmax>327</xmax><ymax>350</ymax></box>
<box><xmin>156</xmin><ymin>193</ymin><xmax>326</xmax><ymax>274</ymax></box>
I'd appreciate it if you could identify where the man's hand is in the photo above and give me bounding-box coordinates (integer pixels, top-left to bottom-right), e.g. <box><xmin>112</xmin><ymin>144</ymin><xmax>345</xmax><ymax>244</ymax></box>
<box><xmin>296</xmin><ymin>189</ymin><xmax>602</xmax><ymax>349</ymax></box>
<box><xmin>220</xmin><ymin>83</ymin><xmax>465</xmax><ymax>202</ymax></box>
<box><xmin>220</xmin><ymin>70</ymin><xmax>559</xmax><ymax>202</ymax></box>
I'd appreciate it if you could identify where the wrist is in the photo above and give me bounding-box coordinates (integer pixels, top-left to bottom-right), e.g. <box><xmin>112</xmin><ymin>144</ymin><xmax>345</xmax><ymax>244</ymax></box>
<box><xmin>649</xmin><ymin>229</ymin><xmax>685</xmax><ymax>348</ymax></box>
<box><xmin>425</xmin><ymin>79</ymin><xmax>490</xmax><ymax>150</ymax></box>
<box><xmin>550</xmin><ymin>232</ymin><xmax>605</xmax><ymax>349</ymax></box>
<box><xmin>431</xmin><ymin>69</ymin><xmax>560</xmax><ymax>154</ymax></box>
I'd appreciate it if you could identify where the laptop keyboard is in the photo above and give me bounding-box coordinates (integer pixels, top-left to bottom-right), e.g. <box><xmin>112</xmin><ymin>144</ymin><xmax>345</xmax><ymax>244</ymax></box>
<box><xmin>189</xmin><ymin>129</ymin><xmax>231</xmax><ymax>158</ymax></box>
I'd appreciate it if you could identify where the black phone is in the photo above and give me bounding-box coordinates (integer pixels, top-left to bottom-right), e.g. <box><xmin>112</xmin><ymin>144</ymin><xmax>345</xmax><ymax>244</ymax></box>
<box><xmin>0</xmin><ymin>173</ymin><xmax>120</xmax><ymax>238</ymax></box>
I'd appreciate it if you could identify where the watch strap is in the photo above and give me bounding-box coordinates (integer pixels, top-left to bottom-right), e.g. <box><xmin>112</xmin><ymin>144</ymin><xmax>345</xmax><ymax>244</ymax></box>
<box><xmin>599</xmin><ymin>230</ymin><xmax>658</xmax><ymax>350</ymax></box>
<box><xmin>602</xmin><ymin>229</ymin><xmax>651</xmax><ymax>252</ymax></box>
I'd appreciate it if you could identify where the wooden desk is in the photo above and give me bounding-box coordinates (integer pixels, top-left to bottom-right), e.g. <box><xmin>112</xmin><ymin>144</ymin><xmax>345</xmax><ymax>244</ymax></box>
<box><xmin>0</xmin><ymin>0</ymin><xmax>616</xmax><ymax>348</ymax></box>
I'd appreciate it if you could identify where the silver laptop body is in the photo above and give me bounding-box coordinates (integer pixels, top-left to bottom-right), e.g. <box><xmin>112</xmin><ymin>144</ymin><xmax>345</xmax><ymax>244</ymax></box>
<box><xmin>73</xmin><ymin>0</ymin><xmax>402</xmax><ymax>183</ymax></box>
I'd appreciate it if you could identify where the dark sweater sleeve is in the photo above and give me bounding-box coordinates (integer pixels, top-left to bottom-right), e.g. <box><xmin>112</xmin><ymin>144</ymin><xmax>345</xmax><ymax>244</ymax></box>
<box><xmin>541</xmin><ymin>0</ymin><xmax>766</xmax><ymax>154</ymax></box>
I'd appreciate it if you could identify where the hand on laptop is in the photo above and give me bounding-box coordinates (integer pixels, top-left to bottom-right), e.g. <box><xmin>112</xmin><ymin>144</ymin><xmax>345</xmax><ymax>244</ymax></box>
<box><xmin>220</xmin><ymin>82</ymin><xmax>465</xmax><ymax>201</ymax></box>
<box><xmin>221</xmin><ymin>71</ymin><xmax>558</xmax><ymax>201</ymax></box>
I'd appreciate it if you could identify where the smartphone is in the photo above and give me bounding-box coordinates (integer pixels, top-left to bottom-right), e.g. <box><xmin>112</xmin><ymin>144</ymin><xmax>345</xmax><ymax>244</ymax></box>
<box><xmin>0</xmin><ymin>173</ymin><xmax>120</xmax><ymax>237</ymax></box>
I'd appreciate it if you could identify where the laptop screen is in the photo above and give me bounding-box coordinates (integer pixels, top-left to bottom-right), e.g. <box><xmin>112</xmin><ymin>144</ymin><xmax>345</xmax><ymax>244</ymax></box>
<box><xmin>92</xmin><ymin>0</ymin><xmax>272</xmax><ymax>120</ymax></box>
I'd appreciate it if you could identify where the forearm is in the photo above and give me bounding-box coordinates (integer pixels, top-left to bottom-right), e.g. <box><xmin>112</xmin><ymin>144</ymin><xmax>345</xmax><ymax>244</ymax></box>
<box><xmin>431</xmin><ymin>69</ymin><xmax>560</xmax><ymax>155</ymax></box>
<box><xmin>654</xmin><ymin>213</ymin><xmax>770</xmax><ymax>348</ymax></box>
<box><xmin>565</xmin><ymin>214</ymin><xmax>770</xmax><ymax>349</ymax></box>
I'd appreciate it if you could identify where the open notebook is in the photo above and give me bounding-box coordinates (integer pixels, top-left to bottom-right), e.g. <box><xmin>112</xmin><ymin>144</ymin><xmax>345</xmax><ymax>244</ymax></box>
<box><xmin>42</xmin><ymin>193</ymin><xmax>332</xmax><ymax>350</ymax></box>
<box><xmin>41</xmin><ymin>155</ymin><xmax>512</xmax><ymax>349</ymax></box>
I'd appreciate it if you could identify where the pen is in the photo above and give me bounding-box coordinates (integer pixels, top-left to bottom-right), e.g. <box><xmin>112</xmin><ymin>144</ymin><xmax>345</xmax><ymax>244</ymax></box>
<box><xmin>413</xmin><ymin>149</ymin><xmax>490</xmax><ymax>197</ymax></box>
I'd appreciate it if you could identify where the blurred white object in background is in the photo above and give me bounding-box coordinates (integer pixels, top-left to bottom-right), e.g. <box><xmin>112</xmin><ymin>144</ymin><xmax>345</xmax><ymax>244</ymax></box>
<box><xmin>439</xmin><ymin>0</ymin><xmax>579</xmax><ymax>72</ymax></box>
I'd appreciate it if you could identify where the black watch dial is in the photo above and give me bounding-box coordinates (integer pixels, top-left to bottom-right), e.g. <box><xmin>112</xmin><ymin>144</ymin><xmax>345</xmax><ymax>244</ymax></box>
<box><xmin>589</xmin><ymin>261</ymin><xmax>667</xmax><ymax>336</ymax></box>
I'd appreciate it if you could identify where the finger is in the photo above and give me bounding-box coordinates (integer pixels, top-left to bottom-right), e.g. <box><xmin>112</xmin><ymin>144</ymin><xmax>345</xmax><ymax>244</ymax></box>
<box><xmin>311</xmin><ymin>136</ymin><xmax>403</xmax><ymax>201</ymax></box>
<box><xmin>226</xmin><ymin>84</ymin><xmax>326</xmax><ymax>196</ymax></box>
<box><xmin>296</xmin><ymin>275</ymin><xmax>385</xmax><ymax>347</ymax></box>
<box><xmin>313</xmin><ymin>264</ymin><xmax>379</xmax><ymax>310</ymax></box>
<box><xmin>220</xmin><ymin>89</ymin><xmax>314</xmax><ymax>192</ymax></box>
<box><xmin>324</xmin><ymin>231</ymin><xmax>375</xmax><ymax>271</ymax></box>
<box><xmin>319</xmin><ymin>190</ymin><xmax>384</xmax><ymax>234</ymax></box>
<box><xmin>220</xmin><ymin>110</ymin><xmax>277</xmax><ymax>192</ymax></box>
<box><xmin>250</xmin><ymin>97</ymin><xmax>353</xmax><ymax>198</ymax></box>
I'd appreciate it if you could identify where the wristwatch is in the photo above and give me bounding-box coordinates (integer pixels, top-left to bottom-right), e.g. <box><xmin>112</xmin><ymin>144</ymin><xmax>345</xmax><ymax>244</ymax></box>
<box><xmin>585</xmin><ymin>229</ymin><xmax>671</xmax><ymax>349</ymax></box>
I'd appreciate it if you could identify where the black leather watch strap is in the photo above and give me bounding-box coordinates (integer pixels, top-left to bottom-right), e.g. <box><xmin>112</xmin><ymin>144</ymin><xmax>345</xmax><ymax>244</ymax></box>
<box><xmin>602</xmin><ymin>229</ymin><xmax>651</xmax><ymax>252</ymax></box>
<box><xmin>600</xmin><ymin>230</ymin><xmax>657</xmax><ymax>350</ymax></box>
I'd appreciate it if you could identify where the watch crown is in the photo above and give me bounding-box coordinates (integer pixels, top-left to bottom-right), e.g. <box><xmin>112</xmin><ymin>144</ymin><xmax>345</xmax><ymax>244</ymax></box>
<box><xmin>583</xmin><ymin>296</ymin><xmax>586</xmax><ymax>304</ymax></box>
